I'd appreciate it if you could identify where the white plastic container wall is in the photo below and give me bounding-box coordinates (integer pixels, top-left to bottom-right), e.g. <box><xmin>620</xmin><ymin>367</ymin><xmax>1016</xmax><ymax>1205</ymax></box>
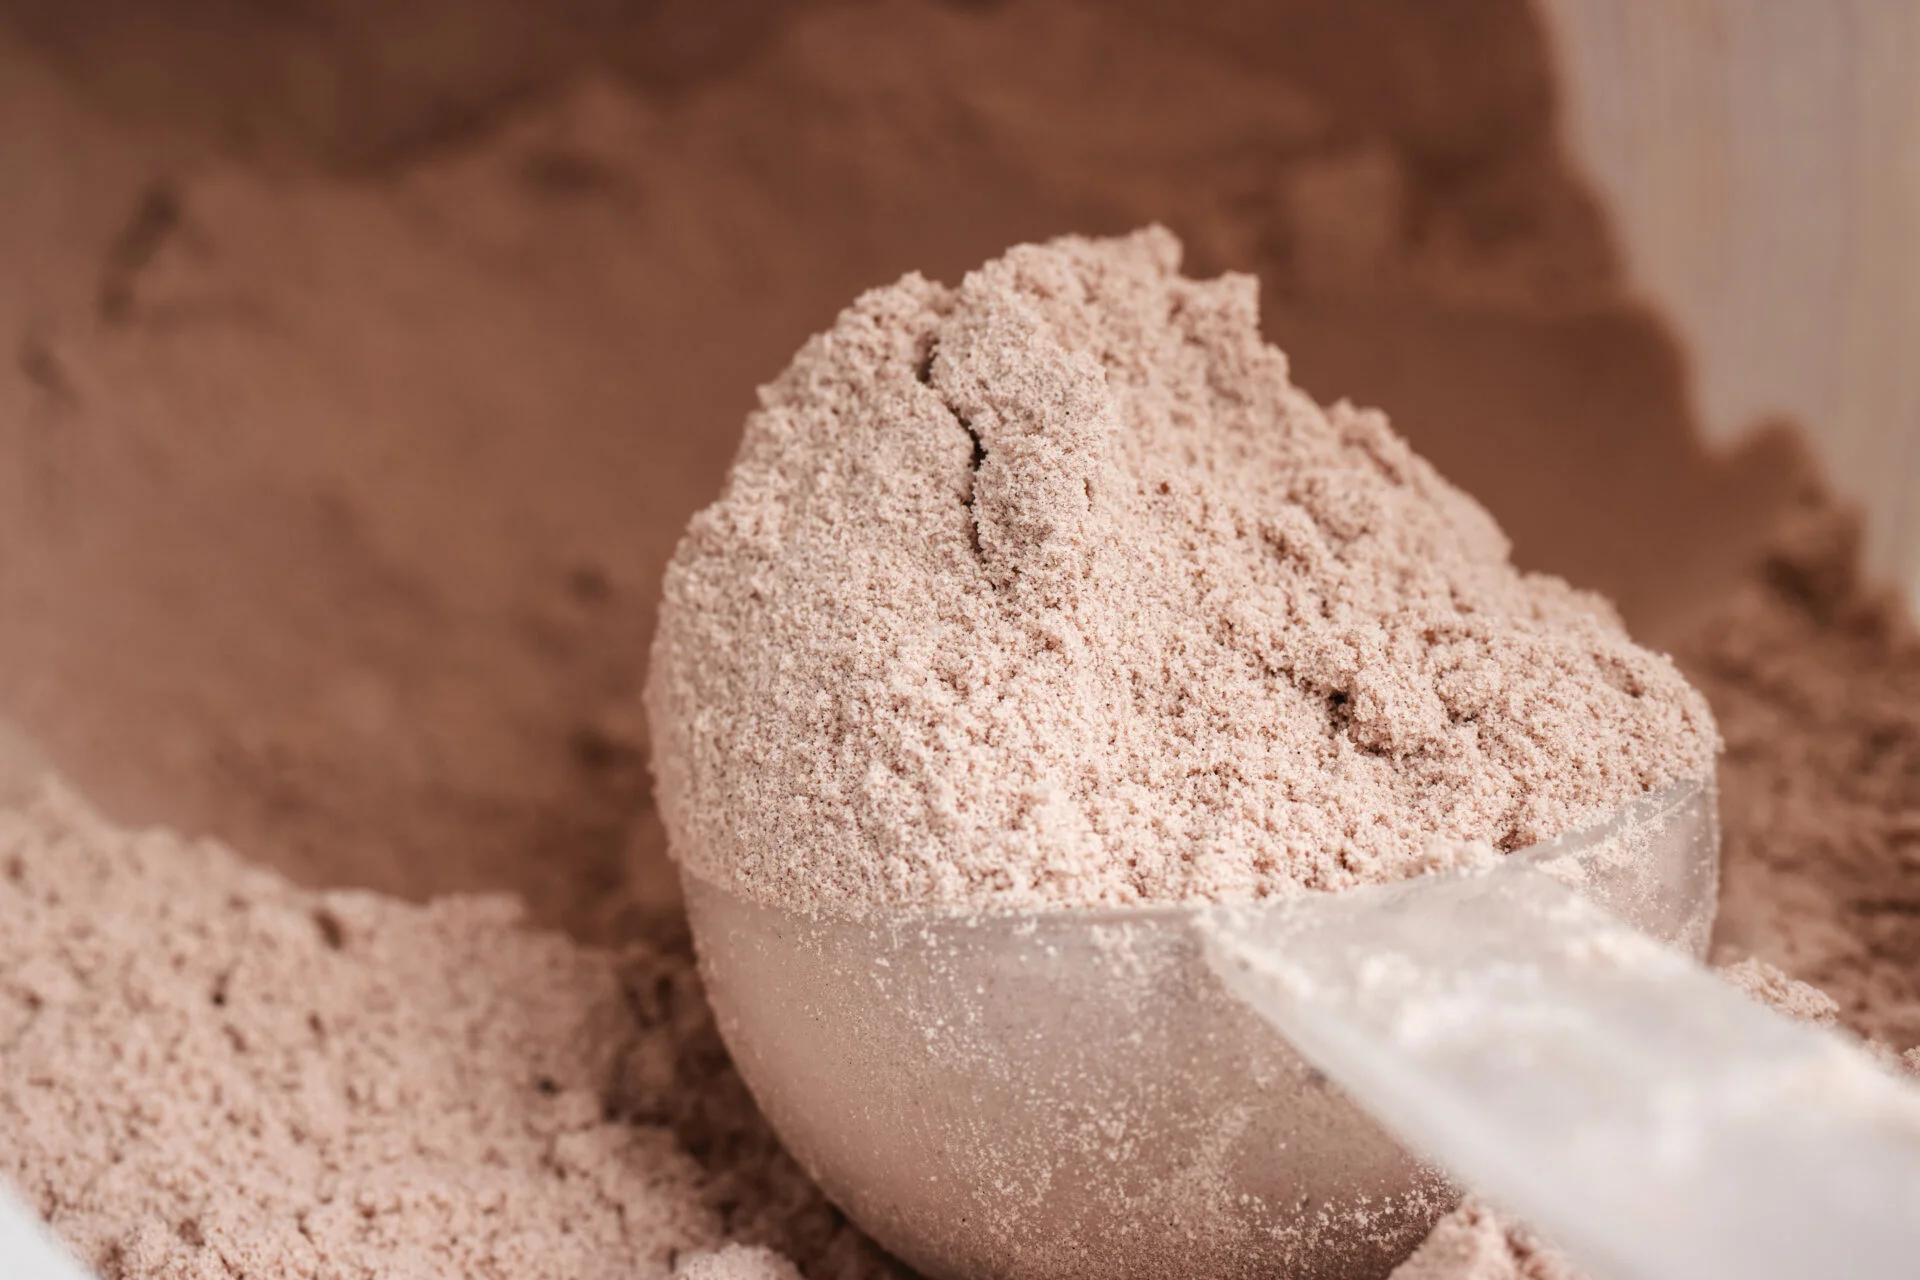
<box><xmin>1537</xmin><ymin>0</ymin><xmax>1920</xmax><ymax>606</ymax></box>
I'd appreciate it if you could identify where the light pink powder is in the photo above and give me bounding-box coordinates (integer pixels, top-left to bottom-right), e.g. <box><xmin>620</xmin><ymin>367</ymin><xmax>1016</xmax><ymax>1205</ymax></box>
<box><xmin>647</xmin><ymin>229</ymin><xmax>1717</xmax><ymax>916</ymax></box>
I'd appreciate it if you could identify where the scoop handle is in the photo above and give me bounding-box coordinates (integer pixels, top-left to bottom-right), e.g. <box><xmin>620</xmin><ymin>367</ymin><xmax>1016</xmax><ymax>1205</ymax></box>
<box><xmin>1200</xmin><ymin>862</ymin><xmax>1920</xmax><ymax>1280</ymax></box>
<box><xmin>0</xmin><ymin>1184</ymin><xmax>95</xmax><ymax>1280</ymax></box>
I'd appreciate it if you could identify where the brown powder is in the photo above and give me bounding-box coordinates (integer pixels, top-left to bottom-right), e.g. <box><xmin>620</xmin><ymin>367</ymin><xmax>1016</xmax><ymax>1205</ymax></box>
<box><xmin>0</xmin><ymin>778</ymin><xmax>892</xmax><ymax>1280</ymax></box>
<box><xmin>648</xmin><ymin>229</ymin><xmax>1716</xmax><ymax>916</ymax></box>
<box><xmin>1681</xmin><ymin>488</ymin><xmax>1920</xmax><ymax>1049</ymax></box>
<box><xmin>0</xmin><ymin>780</ymin><xmax>713</xmax><ymax>1277</ymax></box>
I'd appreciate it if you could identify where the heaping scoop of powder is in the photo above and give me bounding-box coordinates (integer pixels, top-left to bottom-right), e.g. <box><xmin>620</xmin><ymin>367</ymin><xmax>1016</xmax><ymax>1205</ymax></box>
<box><xmin>646</xmin><ymin>228</ymin><xmax>1718</xmax><ymax>917</ymax></box>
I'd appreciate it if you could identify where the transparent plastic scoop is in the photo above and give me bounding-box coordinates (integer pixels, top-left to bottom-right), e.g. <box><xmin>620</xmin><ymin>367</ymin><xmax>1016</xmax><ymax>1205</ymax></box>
<box><xmin>688</xmin><ymin>780</ymin><xmax>1720</xmax><ymax>1280</ymax></box>
<box><xmin>0</xmin><ymin>1183</ymin><xmax>95</xmax><ymax>1280</ymax></box>
<box><xmin>1201</xmin><ymin>857</ymin><xmax>1920</xmax><ymax>1280</ymax></box>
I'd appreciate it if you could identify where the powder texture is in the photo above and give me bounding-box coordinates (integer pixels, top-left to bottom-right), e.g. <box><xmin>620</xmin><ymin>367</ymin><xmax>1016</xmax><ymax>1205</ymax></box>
<box><xmin>648</xmin><ymin>229</ymin><xmax>1717</xmax><ymax>915</ymax></box>
<box><xmin>674</xmin><ymin>1245</ymin><xmax>806</xmax><ymax>1280</ymax></box>
<box><xmin>1718</xmin><ymin>955</ymin><xmax>1842</xmax><ymax>1028</ymax></box>
<box><xmin>1388</xmin><ymin>1198</ymin><xmax>1580</xmax><ymax>1280</ymax></box>
<box><xmin>1685</xmin><ymin>490</ymin><xmax>1920</xmax><ymax>1048</ymax></box>
<box><xmin>0</xmin><ymin>780</ymin><xmax>874</xmax><ymax>1280</ymax></box>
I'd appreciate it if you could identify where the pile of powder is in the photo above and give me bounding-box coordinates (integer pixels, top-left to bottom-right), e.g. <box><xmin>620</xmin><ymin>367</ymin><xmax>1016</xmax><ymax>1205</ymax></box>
<box><xmin>647</xmin><ymin>228</ymin><xmax>1717</xmax><ymax>916</ymax></box>
<box><xmin>0</xmin><ymin>778</ymin><xmax>885</xmax><ymax>1280</ymax></box>
<box><xmin>1684</xmin><ymin>487</ymin><xmax>1920</xmax><ymax>1047</ymax></box>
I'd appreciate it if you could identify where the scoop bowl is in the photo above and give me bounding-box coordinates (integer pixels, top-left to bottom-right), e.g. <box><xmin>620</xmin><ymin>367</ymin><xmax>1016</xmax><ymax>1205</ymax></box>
<box><xmin>682</xmin><ymin>779</ymin><xmax>1719</xmax><ymax>1280</ymax></box>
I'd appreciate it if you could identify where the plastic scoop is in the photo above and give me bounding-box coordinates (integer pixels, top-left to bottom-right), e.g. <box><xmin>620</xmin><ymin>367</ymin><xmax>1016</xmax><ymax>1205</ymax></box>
<box><xmin>1201</xmin><ymin>857</ymin><xmax>1920</xmax><ymax>1280</ymax></box>
<box><xmin>686</xmin><ymin>779</ymin><xmax>1721</xmax><ymax>1280</ymax></box>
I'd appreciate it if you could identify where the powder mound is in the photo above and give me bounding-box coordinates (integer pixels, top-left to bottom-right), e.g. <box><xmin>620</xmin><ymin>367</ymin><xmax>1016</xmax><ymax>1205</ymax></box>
<box><xmin>648</xmin><ymin>229</ymin><xmax>1717</xmax><ymax>915</ymax></box>
<box><xmin>0</xmin><ymin>780</ymin><xmax>762</xmax><ymax>1280</ymax></box>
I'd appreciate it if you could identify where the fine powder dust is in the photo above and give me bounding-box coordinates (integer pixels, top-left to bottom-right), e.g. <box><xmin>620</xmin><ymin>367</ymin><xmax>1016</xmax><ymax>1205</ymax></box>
<box><xmin>649</xmin><ymin>229</ymin><xmax>1716</xmax><ymax>916</ymax></box>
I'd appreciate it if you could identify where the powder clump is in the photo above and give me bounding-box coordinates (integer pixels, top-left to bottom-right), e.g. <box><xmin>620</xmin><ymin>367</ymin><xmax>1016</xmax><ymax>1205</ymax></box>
<box><xmin>648</xmin><ymin>228</ymin><xmax>1717</xmax><ymax>916</ymax></box>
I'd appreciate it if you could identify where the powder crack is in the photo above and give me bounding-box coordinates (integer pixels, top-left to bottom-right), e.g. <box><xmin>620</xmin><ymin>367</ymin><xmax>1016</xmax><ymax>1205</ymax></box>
<box><xmin>914</xmin><ymin>333</ymin><xmax>990</xmax><ymax>564</ymax></box>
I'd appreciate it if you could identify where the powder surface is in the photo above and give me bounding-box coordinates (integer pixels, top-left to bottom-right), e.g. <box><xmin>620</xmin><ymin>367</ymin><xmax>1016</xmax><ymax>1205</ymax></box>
<box><xmin>648</xmin><ymin>229</ymin><xmax>1717</xmax><ymax>915</ymax></box>
<box><xmin>1684</xmin><ymin>489</ymin><xmax>1920</xmax><ymax>1048</ymax></box>
<box><xmin>0</xmin><ymin>780</ymin><xmax>882</xmax><ymax>1280</ymax></box>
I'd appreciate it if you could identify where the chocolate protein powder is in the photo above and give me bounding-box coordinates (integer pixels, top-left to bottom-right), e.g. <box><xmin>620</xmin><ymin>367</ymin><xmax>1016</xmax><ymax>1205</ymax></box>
<box><xmin>5</xmin><ymin>3</ymin><xmax>1920</xmax><ymax>1279</ymax></box>
<box><xmin>0</xmin><ymin>776</ymin><xmax>892</xmax><ymax>1280</ymax></box>
<box><xmin>647</xmin><ymin>229</ymin><xmax>1717</xmax><ymax>917</ymax></box>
